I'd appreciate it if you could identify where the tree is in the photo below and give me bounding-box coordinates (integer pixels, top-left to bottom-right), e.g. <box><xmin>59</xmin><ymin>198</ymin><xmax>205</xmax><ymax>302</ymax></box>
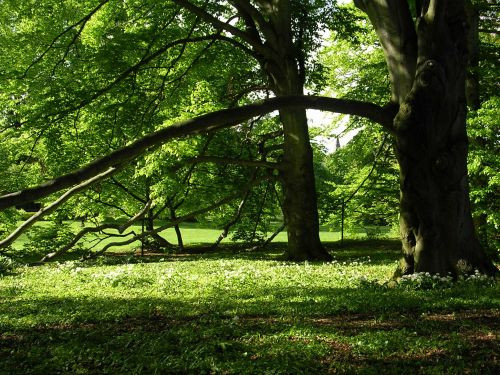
<box><xmin>353</xmin><ymin>0</ymin><xmax>497</xmax><ymax>275</ymax></box>
<box><xmin>0</xmin><ymin>1</ymin><xmax>497</xmax><ymax>274</ymax></box>
<box><xmin>0</xmin><ymin>0</ymin><xmax>388</xmax><ymax>260</ymax></box>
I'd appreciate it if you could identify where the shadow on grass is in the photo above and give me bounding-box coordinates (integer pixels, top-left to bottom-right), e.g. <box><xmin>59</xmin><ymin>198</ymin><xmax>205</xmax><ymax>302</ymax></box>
<box><xmin>1</xmin><ymin>283</ymin><xmax>498</xmax><ymax>374</ymax></box>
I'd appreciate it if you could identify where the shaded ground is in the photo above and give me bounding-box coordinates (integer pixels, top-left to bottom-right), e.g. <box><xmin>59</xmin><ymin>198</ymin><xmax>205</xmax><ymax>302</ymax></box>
<box><xmin>1</xmin><ymin>309</ymin><xmax>498</xmax><ymax>374</ymax></box>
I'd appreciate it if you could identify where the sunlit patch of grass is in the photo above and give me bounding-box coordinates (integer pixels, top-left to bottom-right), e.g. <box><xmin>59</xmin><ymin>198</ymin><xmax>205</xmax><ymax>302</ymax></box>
<box><xmin>0</xmin><ymin>241</ymin><xmax>498</xmax><ymax>374</ymax></box>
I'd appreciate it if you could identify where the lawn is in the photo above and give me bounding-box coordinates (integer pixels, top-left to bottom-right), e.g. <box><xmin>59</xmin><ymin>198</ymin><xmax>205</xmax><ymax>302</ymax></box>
<box><xmin>0</xmin><ymin>239</ymin><xmax>498</xmax><ymax>374</ymax></box>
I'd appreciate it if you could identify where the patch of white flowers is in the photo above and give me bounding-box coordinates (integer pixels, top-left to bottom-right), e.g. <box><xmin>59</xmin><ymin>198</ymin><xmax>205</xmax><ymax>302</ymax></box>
<box><xmin>93</xmin><ymin>264</ymin><xmax>152</xmax><ymax>287</ymax></box>
<box><xmin>398</xmin><ymin>270</ymin><xmax>495</xmax><ymax>290</ymax></box>
<box><xmin>55</xmin><ymin>260</ymin><xmax>80</xmax><ymax>272</ymax></box>
<box><xmin>399</xmin><ymin>272</ymin><xmax>454</xmax><ymax>290</ymax></box>
<box><xmin>457</xmin><ymin>269</ymin><xmax>496</xmax><ymax>286</ymax></box>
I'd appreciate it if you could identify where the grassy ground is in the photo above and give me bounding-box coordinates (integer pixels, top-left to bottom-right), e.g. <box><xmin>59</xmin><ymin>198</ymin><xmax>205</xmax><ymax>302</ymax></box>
<box><xmin>0</xmin><ymin>240</ymin><xmax>498</xmax><ymax>374</ymax></box>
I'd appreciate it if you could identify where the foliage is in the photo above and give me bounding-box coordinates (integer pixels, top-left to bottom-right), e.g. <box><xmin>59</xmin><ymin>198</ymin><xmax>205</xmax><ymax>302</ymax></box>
<box><xmin>23</xmin><ymin>222</ymin><xmax>79</xmax><ymax>256</ymax></box>
<box><xmin>321</xmin><ymin>129</ymin><xmax>399</xmax><ymax>236</ymax></box>
<box><xmin>317</xmin><ymin>10</ymin><xmax>399</xmax><ymax>237</ymax></box>
<box><xmin>468</xmin><ymin>96</ymin><xmax>500</xmax><ymax>257</ymax></box>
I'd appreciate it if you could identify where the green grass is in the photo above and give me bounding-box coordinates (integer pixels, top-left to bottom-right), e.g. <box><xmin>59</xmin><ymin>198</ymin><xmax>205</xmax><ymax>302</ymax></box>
<box><xmin>0</xmin><ymin>240</ymin><xmax>498</xmax><ymax>374</ymax></box>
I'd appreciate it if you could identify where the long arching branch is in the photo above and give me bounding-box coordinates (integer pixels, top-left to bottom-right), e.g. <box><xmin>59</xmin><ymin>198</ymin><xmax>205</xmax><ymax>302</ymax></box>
<box><xmin>0</xmin><ymin>95</ymin><xmax>396</xmax><ymax>211</ymax></box>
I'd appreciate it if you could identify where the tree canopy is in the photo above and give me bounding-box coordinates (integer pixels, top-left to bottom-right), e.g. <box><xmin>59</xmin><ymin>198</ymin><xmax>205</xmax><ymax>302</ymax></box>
<box><xmin>0</xmin><ymin>0</ymin><xmax>497</xmax><ymax>276</ymax></box>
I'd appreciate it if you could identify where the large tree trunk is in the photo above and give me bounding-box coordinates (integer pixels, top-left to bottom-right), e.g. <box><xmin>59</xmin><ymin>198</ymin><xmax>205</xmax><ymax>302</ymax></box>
<box><xmin>357</xmin><ymin>0</ymin><xmax>497</xmax><ymax>276</ymax></box>
<box><xmin>393</xmin><ymin>1</ymin><xmax>496</xmax><ymax>276</ymax></box>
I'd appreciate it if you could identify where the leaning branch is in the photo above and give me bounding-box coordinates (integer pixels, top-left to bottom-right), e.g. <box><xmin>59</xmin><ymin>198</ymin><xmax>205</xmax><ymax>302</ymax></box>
<box><xmin>246</xmin><ymin>222</ymin><xmax>286</xmax><ymax>252</ymax></box>
<box><xmin>0</xmin><ymin>168</ymin><xmax>116</xmax><ymax>250</ymax></box>
<box><xmin>0</xmin><ymin>95</ymin><xmax>395</xmax><ymax>211</ymax></box>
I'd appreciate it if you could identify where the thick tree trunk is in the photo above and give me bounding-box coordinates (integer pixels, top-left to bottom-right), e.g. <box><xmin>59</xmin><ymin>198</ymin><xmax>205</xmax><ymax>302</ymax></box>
<box><xmin>393</xmin><ymin>1</ymin><xmax>497</xmax><ymax>276</ymax></box>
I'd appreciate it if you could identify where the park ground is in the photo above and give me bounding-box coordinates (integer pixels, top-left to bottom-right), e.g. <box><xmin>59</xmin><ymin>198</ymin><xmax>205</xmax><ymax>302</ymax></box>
<box><xmin>0</xmin><ymin>226</ymin><xmax>498</xmax><ymax>374</ymax></box>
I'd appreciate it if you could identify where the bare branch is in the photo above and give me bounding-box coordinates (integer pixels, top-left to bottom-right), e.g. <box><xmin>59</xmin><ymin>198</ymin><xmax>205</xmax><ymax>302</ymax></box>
<box><xmin>40</xmin><ymin>200</ymin><xmax>152</xmax><ymax>262</ymax></box>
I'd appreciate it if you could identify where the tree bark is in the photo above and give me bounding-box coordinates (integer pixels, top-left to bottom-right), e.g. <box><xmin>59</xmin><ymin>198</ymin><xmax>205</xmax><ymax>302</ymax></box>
<box><xmin>393</xmin><ymin>0</ymin><xmax>497</xmax><ymax>276</ymax></box>
<box><xmin>354</xmin><ymin>0</ymin><xmax>417</xmax><ymax>103</ymax></box>
<box><xmin>263</xmin><ymin>0</ymin><xmax>331</xmax><ymax>261</ymax></box>
<box><xmin>280</xmin><ymin>105</ymin><xmax>330</xmax><ymax>260</ymax></box>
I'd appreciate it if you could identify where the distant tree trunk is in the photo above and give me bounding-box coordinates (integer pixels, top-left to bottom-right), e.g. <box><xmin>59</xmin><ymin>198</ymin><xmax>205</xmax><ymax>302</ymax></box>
<box><xmin>263</xmin><ymin>0</ymin><xmax>331</xmax><ymax>261</ymax></box>
<box><xmin>170</xmin><ymin>208</ymin><xmax>184</xmax><ymax>252</ymax></box>
<box><xmin>145</xmin><ymin>207</ymin><xmax>172</xmax><ymax>250</ymax></box>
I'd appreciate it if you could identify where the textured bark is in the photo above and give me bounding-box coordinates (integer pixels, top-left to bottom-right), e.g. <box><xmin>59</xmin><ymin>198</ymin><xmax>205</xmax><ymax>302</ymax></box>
<box><xmin>354</xmin><ymin>0</ymin><xmax>417</xmax><ymax>103</ymax></box>
<box><xmin>262</xmin><ymin>0</ymin><xmax>331</xmax><ymax>261</ymax></box>
<box><xmin>356</xmin><ymin>0</ymin><xmax>497</xmax><ymax>276</ymax></box>
<box><xmin>392</xmin><ymin>1</ymin><xmax>497</xmax><ymax>276</ymax></box>
<box><xmin>277</xmin><ymin>70</ymin><xmax>329</xmax><ymax>261</ymax></box>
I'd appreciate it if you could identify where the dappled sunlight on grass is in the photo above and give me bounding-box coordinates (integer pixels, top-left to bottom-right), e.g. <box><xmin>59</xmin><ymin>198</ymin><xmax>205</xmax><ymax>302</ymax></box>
<box><xmin>0</xmin><ymin>241</ymin><xmax>498</xmax><ymax>374</ymax></box>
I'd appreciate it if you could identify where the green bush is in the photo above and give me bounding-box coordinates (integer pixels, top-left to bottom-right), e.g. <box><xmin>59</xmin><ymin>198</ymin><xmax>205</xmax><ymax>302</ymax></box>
<box><xmin>23</xmin><ymin>222</ymin><xmax>78</xmax><ymax>256</ymax></box>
